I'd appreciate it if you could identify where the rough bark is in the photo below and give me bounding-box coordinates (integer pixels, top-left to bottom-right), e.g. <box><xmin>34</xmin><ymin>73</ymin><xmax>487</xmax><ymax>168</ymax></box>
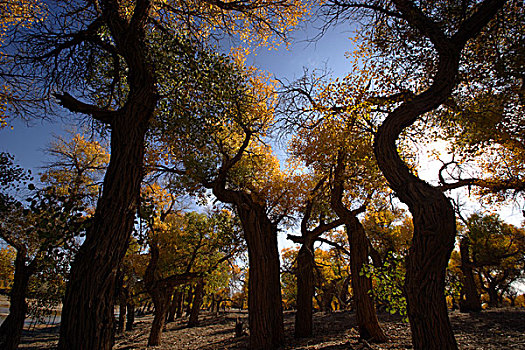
<box><xmin>459</xmin><ymin>238</ymin><xmax>482</xmax><ymax>312</ymax></box>
<box><xmin>211</xmin><ymin>185</ymin><xmax>284</xmax><ymax>349</ymax></box>
<box><xmin>57</xmin><ymin>1</ymin><xmax>157</xmax><ymax>349</ymax></box>
<box><xmin>372</xmin><ymin>2</ymin><xmax>505</xmax><ymax>349</ymax></box>
<box><xmin>187</xmin><ymin>280</ymin><xmax>205</xmax><ymax>327</ymax></box>
<box><xmin>58</xmin><ymin>115</ymin><xmax>152</xmax><ymax>350</ymax></box>
<box><xmin>0</xmin><ymin>249</ymin><xmax>32</xmax><ymax>350</ymax></box>
<box><xmin>241</xmin><ymin>204</ymin><xmax>284</xmax><ymax>349</ymax></box>
<box><xmin>346</xmin><ymin>220</ymin><xmax>388</xmax><ymax>342</ymax></box>
<box><xmin>294</xmin><ymin>241</ymin><xmax>315</xmax><ymax>338</ymax></box>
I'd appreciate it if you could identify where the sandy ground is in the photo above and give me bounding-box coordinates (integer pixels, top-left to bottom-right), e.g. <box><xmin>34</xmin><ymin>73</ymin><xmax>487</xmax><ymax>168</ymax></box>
<box><xmin>18</xmin><ymin>308</ymin><xmax>525</xmax><ymax>349</ymax></box>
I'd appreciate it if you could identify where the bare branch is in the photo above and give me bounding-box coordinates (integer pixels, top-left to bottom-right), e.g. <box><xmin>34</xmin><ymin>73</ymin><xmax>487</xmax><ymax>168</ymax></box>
<box><xmin>53</xmin><ymin>92</ymin><xmax>116</xmax><ymax>124</ymax></box>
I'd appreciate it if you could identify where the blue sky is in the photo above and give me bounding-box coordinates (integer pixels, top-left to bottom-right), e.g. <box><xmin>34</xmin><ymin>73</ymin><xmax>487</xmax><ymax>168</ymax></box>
<box><xmin>1</xmin><ymin>18</ymin><xmax>522</xmax><ymax>229</ymax></box>
<box><xmin>0</xmin><ymin>21</ymin><xmax>355</xmax><ymax>178</ymax></box>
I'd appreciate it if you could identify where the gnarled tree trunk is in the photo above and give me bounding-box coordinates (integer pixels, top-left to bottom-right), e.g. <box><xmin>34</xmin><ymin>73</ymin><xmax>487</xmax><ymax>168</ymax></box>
<box><xmin>56</xmin><ymin>2</ymin><xmax>158</xmax><ymax>348</ymax></box>
<box><xmin>147</xmin><ymin>287</ymin><xmax>172</xmax><ymax>346</ymax></box>
<box><xmin>291</xmin><ymin>178</ymin><xmax>343</xmax><ymax>338</ymax></box>
<box><xmin>373</xmin><ymin>3</ymin><xmax>504</xmax><ymax>349</ymax></box>
<box><xmin>58</xmin><ymin>114</ymin><xmax>153</xmax><ymax>350</ymax></box>
<box><xmin>330</xmin><ymin>152</ymin><xmax>386</xmax><ymax>342</ymax></box>
<box><xmin>241</xmin><ymin>204</ymin><xmax>284</xmax><ymax>349</ymax></box>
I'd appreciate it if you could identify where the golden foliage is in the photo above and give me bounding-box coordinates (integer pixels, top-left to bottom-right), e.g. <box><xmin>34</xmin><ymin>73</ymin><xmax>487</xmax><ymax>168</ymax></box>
<box><xmin>40</xmin><ymin>133</ymin><xmax>109</xmax><ymax>206</ymax></box>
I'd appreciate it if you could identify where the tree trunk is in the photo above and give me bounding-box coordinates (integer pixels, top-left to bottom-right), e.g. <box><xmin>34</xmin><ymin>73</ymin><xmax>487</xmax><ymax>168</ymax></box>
<box><xmin>320</xmin><ymin>283</ymin><xmax>335</xmax><ymax>313</ymax></box>
<box><xmin>176</xmin><ymin>290</ymin><xmax>184</xmax><ymax>318</ymax></box>
<box><xmin>188</xmin><ymin>280</ymin><xmax>204</xmax><ymax>327</ymax></box>
<box><xmin>459</xmin><ymin>238</ymin><xmax>481</xmax><ymax>312</ymax></box>
<box><xmin>330</xmin><ymin>152</ymin><xmax>386</xmax><ymax>342</ymax></box>
<box><xmin>211</xmin><ymin>188</ymin><xmax>284</xmax><ymax>349</ymax></box>
<box><xmin>118</xmin><ymin>297</ymin><xmax>127</xmax><ymax>333</ymax></box>
<box><xmin>372</xmin><ymin>2</ymin><xmax>504</xmax><ymax>348</ymax></box>
<box><xmin>240</xmin><ymin>205</ymin><xmax>284</xmax><ymax>349</ymax></box>
<box><xmin>58</xmin><ymin>118</ymin><xmax>150</xmax><ymax>350</ymax></box>
<box><xmin>56</xmin><ymin>2</ymin><xmax>158</xmax><ymax>348</ymax></box>
<box><xmin>116</xmin><ymin>270</ymin><xmax>128</xmax><ymax>333</ymax></box>
<box><xmin>486</xmin><ymin>281</ymin><xmax>499</xmax><ymax>308</ymax></box>
<box><xmin>346</xmin><ymin>220</ymin><xmax>387</xmax><ymax>342</ymax></box>
<box><xmin>402</xmin><ymin>172</ymin><xmax>458</xmax><ymax>350</ymax></box>
<box><xmin>375</xmin><ymin>102</ymin><xmax>459</xmax><ymax>349</ymax></box>
<box><xmin>167</xmin><ymin>290</ymin><xmax>181</xmax><ymax>323</ymax></box>
<box><xmin>125</xmin><ymin>302</ymin><xmax>135</xmax><ymax>331</ymax></box>
<box><xmin>0</xmin><ymin>249</ymin><xmax>31</xmax><ymax>350</ymax></box>
<box><xmin>294</xmin><ymin>242</ymin><xmax>315</xmax><ymax>338</ymax></box>
<box><xmin>147</xmin><ymin>288</ymin><xmax>171</xmax><ymax>346</ymax></box>
<box><xmin>185</xmin><ymin>285</ymin><xmax>194</xmax><ymax>317</ymax></box>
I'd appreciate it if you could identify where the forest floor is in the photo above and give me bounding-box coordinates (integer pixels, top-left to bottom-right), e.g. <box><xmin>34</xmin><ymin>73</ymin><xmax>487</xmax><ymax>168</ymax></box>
<box><xmin>18</xmin><ymin>307</ymin><xmax>525</xmax><ymax>349</ymax></box>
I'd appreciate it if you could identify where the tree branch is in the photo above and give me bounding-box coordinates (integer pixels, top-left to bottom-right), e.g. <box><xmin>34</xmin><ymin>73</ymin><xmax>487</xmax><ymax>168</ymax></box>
<box><xmin>53</xmin><ymin>92</ymin><xmax>116</xmax><ymax>124</ymax></box>
<box><xmin>316</xmin><ymin>237</ymin><xmax>351</xmax><ymax>256</ymax></box>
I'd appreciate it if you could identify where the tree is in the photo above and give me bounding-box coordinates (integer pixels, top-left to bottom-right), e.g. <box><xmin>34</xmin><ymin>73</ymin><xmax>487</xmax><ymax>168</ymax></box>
<box><xmin>321</xmin><ymin>1</ymin><xmax>506</xmax><ymax>348</ymax></box>
<box><xmin>0</xmin><ymin>187</ymin><xmax>86</xmax><ymax>350</ymax></box>
<box><xmin>311</xmin><ymin>233</ymin><xmax>352</xmax><ymax>313</ymax></box>
<box><xmin>464</xmin><ymin>213</ymin><xmax>525</xmax><ymax>307</ymax></box>
<box><xmin>0</xmin><ymin>246</ymin><xmax>15</xmax><ymax>291</ymax></box>
<box><xmin>0</xmin><ymin>0</ymin><xmax>43</xmax><ymax>128</ymax></box>
<box><xmin>138</xmin><ymin>183</ymin><xmax>244</xmax><ymax>346</ymax></box>
<box><xmin>282</xmin><ymin>66</ymin><xmax>391</xmax><ymax>341</ymax></box>
<box><xmin>2</xmin><ymin>1</ymin><xmax>307</xmax><ymax>348</ymax></box>
<box><xmin>0</xmin><ymin>141</ymin><xmax>103</xmax><ymax>350</ymax></box>
<box><xmin>41</xmin><ymin>132</ymin><xmax>109</xmax><ymax>207</ymax></box>
<box><xmin>285</xmin><ymin>175</ymin><xmax>344</xmax><ymax>338</ymax></box>
<box><xmin>156</xmin><ymin>55</ymin><xmax>301</xmax><ymax>347</ymax></box>
<box><xmin>330</xmin><ymin>152</ymin><xmax>388</xmax><ymax>342</ymax></box>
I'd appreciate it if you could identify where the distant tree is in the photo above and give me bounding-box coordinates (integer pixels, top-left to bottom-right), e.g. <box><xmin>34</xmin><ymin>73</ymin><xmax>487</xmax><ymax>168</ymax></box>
<box><xmin>138</xmin><ymin>184</ymin><xmax>244</xmax><ymax>346</ymax></box>
<box><xmin>282</xmin><ymin>66</ymin><xmax>393</xmax><ymax>341</ymax></box>
<box><xmin>0</xmin><ymin>187</ymin><xmax>86</xmax><ymax>350</ymax></box>
<box><xmin>41</xmin><ymin>132</ymin><xmax>109</xmax><ymax>207</ymax></box>
<box><xmin>0</xmin><ymin>246</ymin><xmax>15</xmax><ymax>291</ymax></box>
<box><xmin>465</xmin><ymin>214</ymin><xmax>525</xmax><ymax>307</ymax></box>
<box><xmin>286</xmin><ymin>175</ymin><xmax>344</xmax><ymax>338</ymax></box>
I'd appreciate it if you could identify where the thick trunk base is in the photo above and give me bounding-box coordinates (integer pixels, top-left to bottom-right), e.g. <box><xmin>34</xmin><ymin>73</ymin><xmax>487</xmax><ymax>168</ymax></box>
<box><xmin>294</xmin><ymin>244</ymin><xmax>315</xmax><ymax>338</ymax></box>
